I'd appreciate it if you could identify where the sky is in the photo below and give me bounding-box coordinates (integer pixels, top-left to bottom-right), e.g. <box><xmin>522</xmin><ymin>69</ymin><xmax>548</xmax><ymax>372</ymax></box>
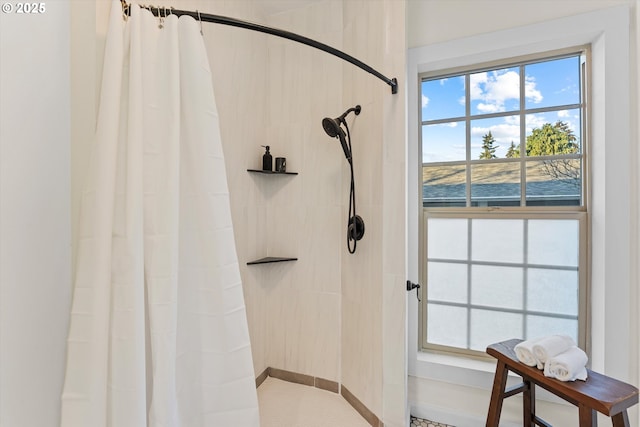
<box><xmin>421</xmin><ymin>56</ymin><xmax>582</xmax><ymax>163</ymax></box>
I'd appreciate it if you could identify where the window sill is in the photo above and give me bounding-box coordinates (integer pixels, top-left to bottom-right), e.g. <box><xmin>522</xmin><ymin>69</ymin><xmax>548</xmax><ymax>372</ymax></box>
<box><xmin>413</xmin><ymin>350</ymin><xmax>570</xmax><ymax>405</ymax></box>
<box><xmin>414</xmin><ymin>350</ymin><xmax>498</xmax><ymax>389</ymax></box>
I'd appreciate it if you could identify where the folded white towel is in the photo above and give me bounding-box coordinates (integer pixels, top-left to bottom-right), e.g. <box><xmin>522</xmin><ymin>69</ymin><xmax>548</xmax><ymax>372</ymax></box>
<box><xmin>543</xmin><ymin>346</ymin><xmax>588</xmax><ymax>381</ymax></box>
<box><xmin>514</xmin><ymin>338</ymin><xmax>543</xmax><ymax>367</ymax></box>
<box><xmin>532</xmin><ymin>335</ymin><xmax>576</xmax><ymax>368</ymax></box>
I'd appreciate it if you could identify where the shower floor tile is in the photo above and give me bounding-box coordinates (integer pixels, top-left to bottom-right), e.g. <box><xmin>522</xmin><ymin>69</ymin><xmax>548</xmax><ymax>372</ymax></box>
<box><xmin>257</xmin><ymin>377</ymin><xmax>370</xmax><ymax>427</ymax></box>
<box><xmin>257</xmin><ymin>376</ymin><xmax>454</xmax><ymax>427</ymax></box>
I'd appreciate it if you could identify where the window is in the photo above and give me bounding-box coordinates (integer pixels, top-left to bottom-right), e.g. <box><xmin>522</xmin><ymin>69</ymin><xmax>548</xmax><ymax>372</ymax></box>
<box><xmin>419</xmin><ymin>49</ymin><xmax>589</xmax><ymax>356</ymax></box>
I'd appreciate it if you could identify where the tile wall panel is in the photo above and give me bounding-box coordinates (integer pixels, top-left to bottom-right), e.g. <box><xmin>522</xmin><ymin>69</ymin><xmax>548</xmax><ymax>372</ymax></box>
<box><xmin>262</xmin><ymin>0</ymin><xmax>344</xmax><ymax>383</ymax></box>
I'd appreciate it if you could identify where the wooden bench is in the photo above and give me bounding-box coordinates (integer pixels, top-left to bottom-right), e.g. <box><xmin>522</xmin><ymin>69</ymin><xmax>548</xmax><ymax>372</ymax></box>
<box><xmin>486</xmin><ymin>339</ymin><xmax>639</xmax><ymax>427</ymax></box>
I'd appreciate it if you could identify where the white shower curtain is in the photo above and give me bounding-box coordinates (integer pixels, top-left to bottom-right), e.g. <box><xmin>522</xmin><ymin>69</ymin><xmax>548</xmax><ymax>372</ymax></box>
<box><xmin>61</xmin><ymin>2</ymin><xmax>259</xmax><ymax>426</ymax></box>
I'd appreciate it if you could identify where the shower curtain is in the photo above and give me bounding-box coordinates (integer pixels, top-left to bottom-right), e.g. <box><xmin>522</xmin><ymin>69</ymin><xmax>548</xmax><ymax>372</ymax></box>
<box><xmin>60</xmin><ymin>2</ymin><xmax>259</xmax><ymax>426</ymax></box>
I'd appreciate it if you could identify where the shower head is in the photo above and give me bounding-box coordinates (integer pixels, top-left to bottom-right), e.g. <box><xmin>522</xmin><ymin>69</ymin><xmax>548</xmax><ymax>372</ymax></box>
<box><xmin>322</xmin><ymin>117</ymin><xmax>343</xmax><ymax>139</ymax></box>
<box><xmin>322</xmin><ymin>117</ymin><xmax>351</xmax><ymax>162</ymax></box>
<box><xmin>322</xmin><ymin>105</ymin><xmax>361</xmax><ymax>163</ymax></box>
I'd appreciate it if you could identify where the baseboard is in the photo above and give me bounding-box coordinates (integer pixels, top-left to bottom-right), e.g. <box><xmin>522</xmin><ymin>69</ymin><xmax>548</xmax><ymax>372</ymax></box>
<box><xmin>341</xmin><ymin>384</ymin><xmax>383</xmax><ymax>427</ymax></box>
<box><xmin>256</xmin><ymin>367</ymin><xmax>381</xmax><ymax>426</ymax></box>
<box><xmin>255</xmin><ymin>367</ymin><xmax>269</xmax><ymax>388</ymax></box>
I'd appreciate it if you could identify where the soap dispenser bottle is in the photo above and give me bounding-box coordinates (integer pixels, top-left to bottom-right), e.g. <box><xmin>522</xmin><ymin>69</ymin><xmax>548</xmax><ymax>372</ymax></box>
<box><xmin>262</xmin><ymin>145</ymin><xmax>272</xmax><ymax>171</ymax></box>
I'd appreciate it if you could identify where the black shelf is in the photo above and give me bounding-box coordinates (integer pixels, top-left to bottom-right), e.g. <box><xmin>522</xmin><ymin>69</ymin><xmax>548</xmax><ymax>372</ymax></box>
<box><xmin>247</xmin><ymin>169</ymin><xmax>298</xmax><ymax>175</ymax></box>
<box><xmin>247</xmin><ymin>257</ymin><xmax>298</xmax><ymax>265</ymax></box>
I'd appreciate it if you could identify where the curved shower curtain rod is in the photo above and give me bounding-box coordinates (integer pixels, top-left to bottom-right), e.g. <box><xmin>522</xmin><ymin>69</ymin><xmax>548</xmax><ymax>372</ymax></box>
<box><xmin>120</xmin><ymin>1</ymin><xmax>398</xmax><ymax>94</ymax></box>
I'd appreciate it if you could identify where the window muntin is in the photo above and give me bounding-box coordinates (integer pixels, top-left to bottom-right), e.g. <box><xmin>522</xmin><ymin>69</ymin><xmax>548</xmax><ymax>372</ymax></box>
<box><xmin>424</xmin><ymin>214</ymin><xmax>585</xmax><ymax>354</ymax></box>
<box><xmin>419</xmin><ymin>50</ymin><xmax>588</xmax><ymax>356</ymax></box>
<box><xmin>421</xmin><ymin>52</ymin><xmax>585</xmax><ymax>208</ymax></box>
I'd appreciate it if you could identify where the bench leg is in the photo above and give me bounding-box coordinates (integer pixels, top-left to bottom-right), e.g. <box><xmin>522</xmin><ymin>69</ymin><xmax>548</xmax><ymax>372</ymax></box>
<box><xmin>486</xmin><ymin>361</ymin><xmax>509</xmax><ymax>427</ymax></box>
<box><xmin>523</xmin><ymin>379</ymin><xmax>535</xmax><ymax>427</ymax></box>
<box><xmin>612</xmin><ymin>410</ymin><xmax>630</xmax><ymax>427</ymax></box>
<box><xmin>578</xmin><ymin>404</ymin><xmax>596</xmax><ymax>427</ymax></box>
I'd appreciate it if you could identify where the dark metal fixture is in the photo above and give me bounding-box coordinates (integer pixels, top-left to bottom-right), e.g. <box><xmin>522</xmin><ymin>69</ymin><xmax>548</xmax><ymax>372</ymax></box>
<box><xmin>322</xmin><ymin>105</ymin><xmax>364</xmax><ymax>254</ymax></box>
<box><xmin>120</xmin><ymin>1</ymin><xmax>398</xmax><ymax>94</ymax></box>
<box><xmin>322</xmin><ymin>105</ymin><xmax>361</xmax><ymax>163</ymax></box>
<box><xmin>406</xmin><ymin>280</ymin><xmax>421</xmax><ymax>302</ymax></box>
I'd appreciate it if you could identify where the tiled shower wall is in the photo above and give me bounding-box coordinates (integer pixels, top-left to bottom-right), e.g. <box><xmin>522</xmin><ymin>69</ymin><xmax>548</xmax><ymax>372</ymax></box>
<box><xmin>203</xmin><ymin>0</ymin><xmax>346</xmax><ymax>386</ymax></box>
<box><xmin>260</xmin><ymin>0</ymin><xmax>344</xmax><ymax>384</ymax></box>
<box><xmin>341</xmin><ymin>1</ymin><xmax>406</xmax><ymax>425</ymax></box>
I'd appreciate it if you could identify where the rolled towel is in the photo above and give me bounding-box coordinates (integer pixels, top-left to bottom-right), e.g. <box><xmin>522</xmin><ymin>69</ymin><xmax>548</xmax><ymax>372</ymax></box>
<box><xmin>514</xmin><ymin>337</ymin><xmax>543</xmax><ymax>367</ymax></box>
<box><xmin>532</xmin><ymin>335</ymin><xmax>576</xmax><ymax>368</ymax></box>
<box><xmin>543</xmin><ymin>346</ymin><xmax>588</xmax><ymax>381</ymax></box>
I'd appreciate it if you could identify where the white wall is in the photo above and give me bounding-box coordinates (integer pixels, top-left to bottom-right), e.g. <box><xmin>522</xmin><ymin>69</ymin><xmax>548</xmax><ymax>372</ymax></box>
<box><xmin>407</xmin><ymin>1</ymin><xmax>639</xmax><ymax>426</ymax></box>
<box><xmin>0</xmin><ymin>2</ymin><xmax>72</xmax><ymax>426</ymax></box>
<box><xmin>407</xmin><ymin>0</ymin><xmax>632</xmax><ymax>49</ymax></box>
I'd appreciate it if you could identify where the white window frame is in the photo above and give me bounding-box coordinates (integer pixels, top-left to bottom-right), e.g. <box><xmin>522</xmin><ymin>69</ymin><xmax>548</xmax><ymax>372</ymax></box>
<box><xmin>418</xmin><ymin>50</ymin><xmax>590</xmax><ymax>357</ymax></box>
<box><xmin>407</xmin><ymin>5</ymin><xmax>631</xmax><ymax>392</ymax></box>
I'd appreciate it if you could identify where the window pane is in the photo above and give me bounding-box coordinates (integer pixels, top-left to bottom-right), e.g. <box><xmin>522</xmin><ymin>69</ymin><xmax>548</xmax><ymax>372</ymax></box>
<box><xmin>470</xmin><ymin>162</ymin><xmax>521</xmax><ymax>207</ymax></box>
<box><xmin>525</xmin><ymin>56</ymin><xmax>580</xmax><ymax>109</ymax></box>
<box><xmin>470</xmin><ymin>309</ymin><xmax>522</xmax><ymax>351</ymax></box>
<box><xmin>528</xmin><ymin>219</ymin><xmax>579</xmax><ymax>267</ymax></box>
<box><xmin>421</xmin><ymin>76</ymin><xmax>465</xmax><ymax>121</ymax></box>
<box><xmin>525</xmin><ymin>111</ymin><xmax>581</xmax><ymax>157</ymax></box>
<box><xmin>527</xmin><ymin>268</ymin><xmax>578</xmax><ymax>316</ymax></box>
<box><xmin>427</xmin><ymin>304</ymin><xmax>467</xmax><ymax>348</ymax></box>
<box><xmin>471</xmin><ymin>265</ymin><xmax>523</xmax><ymax>310</ymax></box>
<box><xmin>428</xmin><ymin>262</ymin><xmax>467</xmax><ymax>303</ymax></box>
<box><xmin>470</xmin><ymin>116</ymin><xmax>520</xmax><ymax>159</ymax></box>
<box><xmin>471</xmin><ymin>219</ymin><xmax>523</xmax><ymax>263</ymax></box>
<box><xmin>470</xmin><ymin>67</ymin><xmax>519</xmax><ymax>115</ymax></box>
<box><xmin>423</xmin><ymin>164</ymin><xmax>466</xmax><ymax>207</ymax></box>
<box><xmin>526</xmin><ymin>315</ymin><xmax>578</xmax><ymax>343</ymax></box>
<box><xmin>422</xmin><ymin>122</ymin><xmax>466</xmax><ymax>163</ymax></box>
<box><xmin>421</xmin><ymin>52</ymin><xmax>586</xmax><ymax>355</ymax></box>
<box><xmin>526</xmin><ymin>159</ymin><xmax>581</xmax><ymax>206</ymax></box>
<box><xmin>427</xmin><ymin>218</ymin><xmax>468</xmax><ymax>260</ymax></box>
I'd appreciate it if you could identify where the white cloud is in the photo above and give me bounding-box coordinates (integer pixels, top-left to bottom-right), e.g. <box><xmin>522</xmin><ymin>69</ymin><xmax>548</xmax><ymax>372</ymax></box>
<box><xmin>422</xmin><ymin>94</ymin><xmax>429</xmax><ymax>108</ymax></box>
<box><xmin>503</xmin><ymin>116</ymin><xmax>521</xmax><ymax>125</ymax></box>
<box><xmin>524</xmin><ymin>76</ymin><xmax>543</xmax><ymax>104</ymax></box>
<box><xmin>469</xmin><ymin>72</ymin><xmax>487</xmax><ymax>100</ymax></box>
<box><xmin>471</xmin><ymin>123</ymin><xmax>520</xmax><ymax>144</ymax></box>
<box><xmin>476</xmin><ymin>103</ymin><xmax>500</xmax><ymax>113</ymax></box>
<box><xmin>440</xmin><ymin>122</ymin><xmax>458</xmax><ymax>128</ymax></box>
<box><xmin>557</xmin><ymin>110</ymin><xmax>569</xmax><ymax>118</ymax></box>
<box><xmin>469</xmin><ymin>70</ymin><xmax>543</xmax><ymax>112</ymax></box>
<box><xmin>440</xmin><ymin>78</ymin><xmax>448</xmax><ymax>86</ymax></box>
<box><xmin>485</xmin><ymin>70</ymin><xmax>520</xmax><ymax>104</ymax></box>
<box><xmin>554</xmin><ymin>84</ymin><xmax>578</xmax><ymax>96</ymax></box>
<box><xmin>525</xmin><ymin>114</ymin><xmax>547</xmax><ymax>131</ymax></box>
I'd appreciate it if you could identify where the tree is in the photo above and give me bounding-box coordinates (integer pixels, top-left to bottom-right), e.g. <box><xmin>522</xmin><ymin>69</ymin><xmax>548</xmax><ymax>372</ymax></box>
<box><xmin>479</xmin><ymin>131</ymin><xmax>499</xmax><ymax>159</ymax></box>
<box><xmin>506</xmin><ymin>141</ymin><xmax>519</xmax><ymax>158</ymax></box>
<box><xmin>525</xmin><ymin>121</ymin><xmax>578</xmax><ymax>156</ymax></box>
<box><xmin>526</xmin><ymin>120</ymin><xmax>580</xmax><ymax>184</ymax></box>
